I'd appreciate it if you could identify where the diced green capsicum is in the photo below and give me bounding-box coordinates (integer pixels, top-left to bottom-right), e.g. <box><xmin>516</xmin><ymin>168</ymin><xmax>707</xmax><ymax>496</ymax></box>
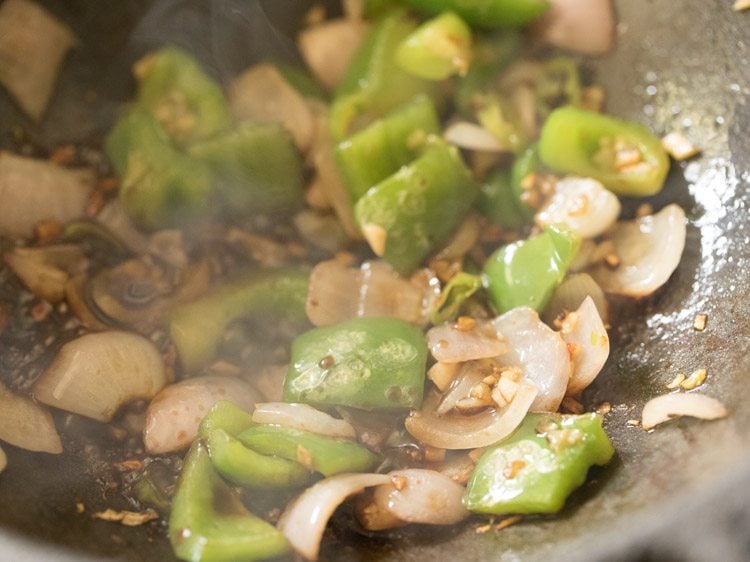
<box><xmin>135</xmin><ymin>46</ymin><xmax>232</xmax><ymax>146</ymax></box>
<box><xmin>483</xmin><ymin>224</ymin><xmax>580</xmax><ymax>314</ymax></box>
<box><xmin>354</xmin><ymin>142</ymin><xmax>479</xmax><ymax>276</ymax></box>
<box><xmin>283</xmin><ymin>316</ymin><xmax>428</xmax><ymax>410</ymax></box>
<box><xmin>538</xmin><ymin>105</ymin><xmax>670</xmax><ymax>196</ymax></box>
<box><xmin>463</xmin><ymin>413</ymin><xmax>614</xmax><ymax>515</ymax></box>
<box><xmin>405</xmin><ymin>0</ymin><xmax>550</xmax><ymax>28</ymax></box>
<box><xmin>476</xmin><ymin>169</ymin><xmax>527</xmax><ymax>229</ymax></box>
<box><xmin>238</xmin><ymin>424</ymin><xmax>379</xmax><ymax>477</ymax></box>
<box><xmin>395</xmin><ymin>12</ymin><xmax>473</xmax><ymax>80</ymax></box>
<box><xmin>334</xmin><ymin>95</ymin><xmax>439</xmax><ymax>203</ymax></box>
<box><xmin>189</xmin><ymin>122</ymin><xmax>304</xmax><ymax>215</ymax></box>
<box><xmin>509</xmin><ymin>142</ymin><xmax>541</xmax><ymax>221</ymax></box>
<box><xmin>169</xmin><ymin>441</ymin><xmax>289</xmax><ymax>562</ymax></box>
<box><xmin>274</xmin><ymin>61</ymin><xmax>329</xmax><ymax>102</ymax></box>
<box><xmin>170</xmin><ymin>268</ymin><xmax>310</xmax><ymax>372</ymax></box>
<box><xmin>534</xmin><ymin>57</ymin><xmax>583</xmax><ymax>119</ymax></box>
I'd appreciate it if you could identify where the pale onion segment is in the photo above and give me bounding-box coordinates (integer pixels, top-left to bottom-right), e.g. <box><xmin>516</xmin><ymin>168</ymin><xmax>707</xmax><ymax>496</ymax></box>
<box><xmin>34</xmin><ymin>331</ymin><xmax>169</xmax><ymax>423</ymax></box>
<box><xmin>4</xmin><ymin>244</ymin><xmax>87</xmax><ymax>303</ymax></box>
<box><xmin>96</xmin><ymin>199</ymin><xmax>150</xmax><ymax>254</ymax></box>
<box><xmin>492</xmin><ymin>307</ymin><xmax>571</xmax><ymax>412</ymax></box>
<box><xmin>427</xmin><ymin>319</ymin><xmax>508</xmax><ymax>364</ymax></box>
<box><xmin>642</xmin><ymin>393</ymin><xmax>728</xmax><ymax>430</ymax></box>
<box><xmin>143</xmin><ymin>375</ymin><xmax>259</xmax><ymax>455</ymax></box>
<box><xmin>588</xmin><ymin>204</ymin><xmax>687</xmax><ymax>297</ymax></box>
<box><xmin>0</xmin><ymin>445</ymin><xmax>6</xmax><ymax>472</ymax></box>
<box><xmin>535</xmin><ymin>176</ymin><xmax>621</xmax><ymax>239</ymax></box>
<box><xmin>404</xmin><ymin>381</ymin><xmax>537</xmax><ymax>450</ymax></box>
<box><xmin>252</xmin><ymin>402</ymin><xmax>356</xmax><ymax>439</ymax></box>
<box><xmin>531</xmin><ymin>0</ymin><xmax>616</xmax><ymax>55</ymax></box>
<box><xmin>542</xmin><ymin>272</ymin><xmax>609</xmax><ymax>327</ymax></box>
<box><xmin>370</xmin><ymin>469</ymin><xmax>469</xmax><ymax>526</ymax></box>
<box><xmin>298</xmin><ymin>18</ymin><xmax>368</xmax><ymax>91</ymax></box>
<box><xmin>443</xmin><ymin>121</ymin><xmax>508</xmax><ymax>153</ymax></box>
<box><xmin>278</xmin><ymin>473</ymin><xmax>391</xmax><ymax>561</ymax></box>
<box><xmin>0</xmin><ymin>382</ymin><xmax>62</xmax><ymax>454</ymax></box>
<box><xmin>559</xmin><ymin>296</ymin><xmax>610</xmax><ymax>396</ymax></box>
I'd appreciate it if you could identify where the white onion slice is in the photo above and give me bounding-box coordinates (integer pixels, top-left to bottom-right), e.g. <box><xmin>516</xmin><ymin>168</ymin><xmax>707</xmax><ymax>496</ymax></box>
<box><xmin>535</xmin><ymin>176</ymin><xmax>621</xmax><ymax>239</ymax></box>
<box><xmin>278</xmin><ymin>473</ymin><xmax>391</xmax><ymax>561</ymax></box>
<box><xmin>299</xmin><ymin>18</ymin><xmax>368</xmax><ymax>91</ymax></box>
<box><xmin>588</xmin><ymin>204</ymin><xmax>687</xmax><ymax>297</ymax></box>
<box><xmin>531</xmin><ymin>0</ymin><xmax>616</xmax><ymax>55</ymax></box>
<box><xmin>427</xmin><ymin>320</ymin><xmax>508</xmax><ymax>364</ymax></box>
<box><xmin>0</xmin><ymin>445</ymin><xmax>6</xmax><ymax>472</ymax></box>
<box><xmin>405</xmin><ymin>381</ymin><xmax>537</xmax><ymax>450</ymax></box>
<box><xmin>560</xmin><ymin>296</ymin><xmax>610</xmax><ymax>396</ymax></box>
<box><xmin>34</xmin><ymin>331</ymin><xmax>168</xmax><ymax>423</ymax></box>
<box><xmin>4</xmin><ymin>244</ymin><xmax>87</xmax><ymax>303</ymax></box>
<box><xmin>143</xmin><ymin>375</ymin><xmax>258</xmax><ymax>454</ymax></box>
<box><xmin>542</xmin><ymin>272</ymin><xmax>609</xmax><ymax>327</ymax></box>
<box><xmin>252</xmin><ymin>402</ymin><xmax>356</xmax><ymax>439</ymax></box>
<box><xmin>642</xmin><ymin>393</ymin><xmax>728</xmax><ymax>430</ymax></box>
<box><xmin>444</xmin><ymin>121</ymin><xmax>508</xmax><ymax>153</ymax></box>
<box><xmin>0</xmin><ymin>382</ymin><xmax>62</xmax><ymax>454</ymax></box>
<box><xmin>371</xmin><ymin>469</ymin><xmax>469</xmax><ymax>526</ymax></box>
<box><xmin>492</xmin><ymin>307</ymin><xmax>571</xmax><ymax>412</ymax></box>
<box><xmin>96</xmin><ymin>199</ymin><xmax>150</xmax><ymax>254</ymax></box>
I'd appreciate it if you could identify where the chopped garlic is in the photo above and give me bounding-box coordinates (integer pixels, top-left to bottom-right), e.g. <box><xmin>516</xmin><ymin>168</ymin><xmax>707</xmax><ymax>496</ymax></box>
<box><xmin>662</xmin><ymin>132</ymin><xmax>700</xmax><ymax>160</ymax></box>
<box><xmin>680</xmin><ymin>368</ymin><xmax>707</xmax><ymax>390</ymax></box>
<box><xmin>361</xmin><ymin>223</ymin><xmax>387</xmax><ymax>257</ymax></box>
<box><xmin>733</xmin><ymin>0</ymin><xmax>750</xmax><ymax>11</ymax></box>
<box><xmin>693</xmin><ymin>313</ymin><xmax>708</xmax><ymax>331</ymax></box>
<box><xmin>666</xmin><ymin>373</ymin><xmax>687</xmax><ymax>389</ymax></box>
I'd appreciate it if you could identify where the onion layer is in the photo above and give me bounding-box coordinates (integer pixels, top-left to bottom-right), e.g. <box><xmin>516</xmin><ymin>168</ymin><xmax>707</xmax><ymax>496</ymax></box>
<box><xmin>542</xmin><ymin>272</ymin><xmax>609</xmax><ymax>327</ymax></box>
<box><xmin>299</xmin><ymin>18</ymin><xmax>368</xmax><ymax>91</ymax></box>
<box><xmin>642</xmin><ymin>393</ymin><xmax>728</xmax><ymax>430</ymax></box>
<box><xmin>252</xmin><ymin>402</ymin><xmax>356</xmax><ymax>439</ymax></box>
<box><xmin>427</xmin><ymin>320</ymin><xmax>508</xmax><ymax>364</ymax></box>
<box><xmin>444</xmin><ymin>121</ymin><xmax>507</xmax><ymax>153</ymax></box>
<box><xmin>0</xmin><ymin>382</ymin><xmax>62</xmax><ymax>454</ymax></box>
<box><xmin>4</xmin><ymin>244</ymin><xmax>87</xmax><ymax>303</ymax></box>
<box><xmin>532</xmin><ymin>0</ymin><xmax>616</xmax><ymax>55</ymax></box>
<box><xmin>560</xmin><ymin>296</ymin><xmax>610</xmax><ymax>396</ymax></box>
<box><xmin>0</xmin><ymin>445</ymin><xmax>6</xmax><ymax>472</ymax></box>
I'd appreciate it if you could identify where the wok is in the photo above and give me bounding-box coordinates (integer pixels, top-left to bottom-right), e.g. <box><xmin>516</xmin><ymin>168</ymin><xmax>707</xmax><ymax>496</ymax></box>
<box><xmin>1</xmin><ymin>0</ymin><xmax>749</xmax><ymax>560</ymax></box>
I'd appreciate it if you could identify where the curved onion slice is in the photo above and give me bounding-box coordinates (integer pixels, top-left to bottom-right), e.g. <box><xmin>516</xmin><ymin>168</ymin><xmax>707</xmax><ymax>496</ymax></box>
<box><xmin>371</xmin><ymin>469</ymin><xmax>469</xmax><ymax>526</ymax></box>
<box><xmin>492</xmin><ymin>307</ymin><xmax>571</xmax><ymax>412</ymax></box>
<box><xmin>299</xmin><ymin>18</ymin><xmax>368</xmax><ymax>91</ymax></box>
<box><xmin>560</xmin><ymin>297</ymin><xmax>610</xmax><ymax>396</ymax></box>
<box><xmin>642</xmin><ymin>393</ymin><xmax>728</xmax><ymax>430</ymax></box>
<box><xmin>405</xmin><ymin>382</ymin><xmax>537</xmax><ymax>450</ymax></box>
<box><xmin>588</xmin><ymin>204</ymin><xmax>687</xmax><ymax>297</ymax></box>
<box><xmin>531</xmin><ymin>0</ymin><xmax>616</xmax><ymax>55</ymax></box>
<box><xmin>535</xmin><ymin>176</ymin><xmax>621</xmax><ymax>239</ymax></box>
<box><xmin>444</xmin><ymin>121</ymin><xmax>507</xmax><ymax>153</ymax></box>
<box><xmin>427</xmin><ymin>320</ymin><xmax>508</xmax><ymax>364</ymax></box>
<box><xmin>252</xmin><ymin>402</ymin><xmax>356</xmax><ymax>439</ymax></box>
<box><xmin>0</xmin><ymin>382</ymin><xmax>62</xmax><ymax>454</ymax></box>
<box><xmin>542</xmin><ymin>272</ymin><xmax>609</xmax><ymax>327</ymax></box>
<box><xmin>278</xmin><ymin>473</ymin><xmax>391</xmax><ymax>561</ymax></box>
<box><xmin>34</xmin><ymin>331</ymin><xmax>168</xmax><ymax>423</ymax></box>
<box><xmin>143</xmin><ymin>375</ymin><xmax>259</xmax><ymax>455</ymax></box>
<box><xmin>0</xmin><ymin>445</ymin><xmax>6</xmax><ymax>472</ymax></box>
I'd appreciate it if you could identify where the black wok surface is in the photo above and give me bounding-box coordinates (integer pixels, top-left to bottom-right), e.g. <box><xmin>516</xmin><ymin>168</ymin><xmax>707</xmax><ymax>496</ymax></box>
<box><xmin>1</xmin><ymin>0</ymin><xmax>749</xmax><ymax>560</ymax></box>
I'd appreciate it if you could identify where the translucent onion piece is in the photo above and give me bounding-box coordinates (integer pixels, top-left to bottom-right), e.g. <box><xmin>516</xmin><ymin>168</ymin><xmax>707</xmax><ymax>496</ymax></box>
<box><xmin>4</xmin><ymin>244</ymin><xmax>87</xmax><ymax>303</ymax></box>
<box><xmin>405</xmin><ymin>381</ymin><xmax>537</xmax><ymax>450</ymax></box>
<box><xmin>0</xmin><ymin>445</ymin><xmax>6</xmax><ymax>472</ymax></box>
<box><xmin>642</xmin><ymin>393</ymin><xmax>728</xmax><ymax>430</ymax></box>
<box><xmin>444</xmin><ymin>121</ymin><xmax>507</xmax><ymax>153</ymax></box>
<box><xmin>299</xmin><ymin>18</ymin><xmax>368</xmax><ymax>91</ymax></box>
<box><xmin>560</xmin><ymin>296</ymin><xmax>610</xmax><ymax>396</ymax></box>
<box><xmin>252</xmin><ymin>402</ymin><xmax>357</xmax><ymax>439</ymax></box>
<box><xmin>532</xmin><ymin>0</ymin><xmax>616</xmax><ymax>55</ymax></box>
<box><xmin>370</xmin><ymin>469</ymin><xmax>469</xmax><ymax>526</ymax></box>
<box><xmin>432</xmin><ymin>451</ymin><xmax>477</xmax><ymax>485</ymax></box>
<box><xmin>588</xmin><ymin>204</ymin><xmax>687</xmax><ymax>297</ymax></box>
<box><xmin>34</xmin><ymin>331</ymin><xmax>168</xmax><ymax>423</ymax></box>
<box><xmin>492</xmin><ymin>307</ymin><xmax>571</xmax><ymax>412</ymax></box>
<box><xmin>0</xmin><ymin>382</ymin><xmax>62</xmax><ymax>454</ymax></box>
<box><xmin>96</xmin><ymin>199</ymin><xmax>149</xmax><ymax>254</ymax></box>
<box><xmin>0</xmin><ymin>0</ymin><xmax>77</xmax><ymax>121</ymax></box>
<box><xmin>143</xmin><ymin>375</ymin><xmax>258</xmax><ymax>455</ymax></box>
<box><xmin>542</xmin><ymin>273</ymin><xmax>609</xmax><ymax>327</ymax></box>
<box><xmin>427</xmin><ymin>320</ymin><xmax>508</xmax><ymax>364</ymax></box>
<box><xmin>535</xmin><ymin>176</ymin><xmax>621</xmax><ymax>239</ymax></box>
<box><xmin>278</xmin><ymin>473</ymin><xmax>391</xmax><ymax>561</ymax></box>
<box><xmin>0</xmin><ymin>152</ymin><xmax>93</xmax><ymax>238</ymax></box>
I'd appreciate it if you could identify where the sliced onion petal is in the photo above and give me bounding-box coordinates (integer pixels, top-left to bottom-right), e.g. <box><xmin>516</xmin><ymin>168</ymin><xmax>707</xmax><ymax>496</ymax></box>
<box><xmin>278</xmin><ymin>473</ymin><xmax>391</xmax><ymax>561</ymax></box>
<box><xmin>0</xmin><ymin>445</ymin><xmax>6</xmax><ymax>472</ymax></box>
<box><xmin>252</xmin><ymin>402</ymin><xmax>356</xmax><ymax>439</ymax></box>
<box><xmin>299</xmin><ymin>18</ymin><xmax>368</xmax><ymax>91</ymax></box>
<box><xmin>531</xmin><ymin>0</ymin><xmax>616</xmax><ymax>55</ymax></box>
<box><xmin>34</xmin><ymin>331</ymin><xmax>168</xmax><ymax>423</ymax></box>
<box><xmin>427</xmin><ymin>320</ymin><xmax>508</xmax><ymax>364</ymax></box>
<box><xmin>642</xmin><ymin>393</ymin><xmax>728</xmax><ymax>430</ymax></box>
<box><xmin>542</xmin><ymin>272</ymin><xmax>609</xmax><ymax>327</ymax></box>
<box><xmin>561</xmin><ymin>296</ymin><xmax>610</xmax><ymax>396</ymax></box>
<box><xmin>444</xmin><ymin>121</ymin><xmax>508</xmax><ymax>153</ymax></box>
<box><xmin>0</xmin><ymin>382</ymin><xmax>62</xmax><ymax>454</ymax></box>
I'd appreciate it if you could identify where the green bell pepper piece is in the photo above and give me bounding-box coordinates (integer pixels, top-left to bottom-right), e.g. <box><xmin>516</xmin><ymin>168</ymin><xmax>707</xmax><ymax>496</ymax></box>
<box><xmin>463</xmin><ymin>413</ymin><xmax>614</xmax><ymax>515</ymax></box>
<box><xmin>135</xmin><ymin>46</ymin><xmax>231</xmax><ymax>146</ymax></box>
<box><xmin>534</xmin><ymin>57</ymin><xmax>583</xmax><ymax>119</ymax></box>
<box><xmin>510</xmin><ymin>143</ymin><xmax>541</xmax><ymax>221</ymax></box>
<box><xmin>476</xmin><ymin>169</ymin><xmax>527</xmax><ymax>229</ymax></box>
<box><xmin>538</xmin><ymin>105</ymin><xmax>671</xmax><ymax>196</ymax></box>
<box><xmin>405</xmin><ymin>0</ymin><xmax>549</xmax><ymax>28</ymax></box>
<box><xmin>283</xmin><ymin>316</ymin><xmax>428</xmax><ymax>410</ymax></box>
<box><xmin>354</xmin><ymin>142</ymin><xmax>479</xmax><ymax>276</ymax></box>
<box><xmin>238</xmin><ymin>424</ymin><xmax>379</xmax><ymax>477</ymax></box>
<box><xmin>274</xmin><ymin>61</ymin><xmax>329</xmax><ymax>101</ymax></box>
<box><xmin>483</xmin><ymin>224</ymin><xmax>580</xmax><ymax>314</ymax></box>
<box><xmin>198</xmin><ymin>400</ymin><xmax>254</xmax><ymax>438</ymax></box>
<box><xmin>395</xmin><ymin>12</ymin><xmax>473</xmax><ymax>80</ymax></box>
<box><xmin>334</xmin><ymin>95</ymin><xmax>439</xmax><ymax>203</ymax></box>
<box><xmin>430</xmin><ymin>272</ymin><xmax>483</xmax><ymax>324</ymax></box>
<box><xmin>189</xmin><ymin>122</ymin><xmax>304</xmax><ymax>215</ymax></box>
<box><xmin>477</xmin><ymin>96</ymin><xmax>528</xmax><ymax>154</ymax></box>
<box><xmin>170</xmin><ymin>268</ymin><xmax>310</xmax><ymax>372</ymax></box>
<box><xmin>169</xmin><ymin>441</ymin><xmax>289</xmax><ymax>562</ymax></box>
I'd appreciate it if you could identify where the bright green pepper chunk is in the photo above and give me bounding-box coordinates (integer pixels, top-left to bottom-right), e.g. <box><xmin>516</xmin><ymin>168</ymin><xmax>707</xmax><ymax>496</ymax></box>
<box><xmin>395</xmin><ymin>12</ymin><xmax>473</xmax><ymax>80</ymax></box>
<box><xmin>170</xmin><ymin>268</ymin><xmax>310</xmax><ymax>372</ymax></box>
<box><xmin>334</xmin><ymin>95</ymin><xmax>439</xmax><ymax>203</ymax></box>
<box><xmin>405</xmin><ymin>0</ymin><xmax>549</xmax><ymax>28</ymax></box>
<box><xmin>274</xmin><ymin>61</ymin><xmax>329</xmax><ymax>102</ymax></box>
<box><xmin>430</xmin><ymin>272</ymin><xmax>483</xmax><ymax>324</ymax></box>
<box><xmin>284</xmin><ymin>317</ymin><xmax>428</xmax><ymax>410</ymax></box>
<box><xmin>534</xmin><ymin>57</ymin><xmax>583</xmax><ymax>119</ymax></box>
<box><xmin>198</xmin><ymin>400</ymin><xmax>255</xmax><ymax>439</ymax></box>
<box><xmin>169</xmin><ymin>441</ymin><xmax>289</xmax><ymax>562</ymax></box>
<box><xmin>510</xmin><ymin>143</ymin><xmax>541</xmax><ymax>221</ymax></box>
<box><xmin>477</xmin><ymin>96</ymin><xmax>528</xmax><ymax>153</ymax></box>
<box><xmin>354</xmin><ymin>142</ymin><xmax>479</xmax><ymax>276</ymax></box>
<box><xmin>483</xmin><ymin>224</ymin><xmax>580</xmax><ymax>314</ymax></box>
<box><xmin>476</xmin><ymin>169</ymin><xmax>527</xmax><ymax>229</ymax></box>
<box><xmin>135</xmin><ymin>47</ymin><xmax>231</xmax><ymax>146</ymax></box>
<box><xmin>538</xmin><ymin>105</ymin><xmax>671</xmax><ymax>196</ymax></box>
<box><xmin>238</xmin><ymin>425</ymin><xmax>379</xmax><ymax>477</ymax></box>
<box><xmin>463</xmin><ymin>413</ymin><xmax>614</xmax><ymax>515</ymax></box>
<box><xmin>189</xmin><ymin>122</ymin><xmax>304</xmax><ymax>215</ymax></box>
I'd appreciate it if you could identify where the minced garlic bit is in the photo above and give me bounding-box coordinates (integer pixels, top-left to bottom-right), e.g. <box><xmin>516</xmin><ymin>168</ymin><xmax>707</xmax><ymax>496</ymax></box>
<box><xmin>561</xmin><ymin>396</ymin><xmax>585</xmax><ymax>415</ymax></box>
<box><xmin>626</xmin><ymin>419</ymin><xmax>641</xmax><ymax>427</ymax></box>
<box><xmin>495</xmin><ymin>515</ymin><xmax>523</xmax><ymax>531</ymax></box>
<box><xmin>455</xmin><ymin>316</ymin><xmax>476</xmax><ymax>332</ymax></box>
<box><xmin>546</xmin><ymin>428</ymin><xmax>583</xmax><ymax>452</ymax></box>
<box><xmin>502</xmin><ymin>459</ymin><xmax>526</xmax><ymax>479</ymax></box>
<box><xmin>733</xmin><ymin>0</ymin><xmax>750</xmax><ymax>12</ymax></box>
<box><xmin>680</xmin><ymin>368</ymin><xmax>707</xmax><ymax>390</ymax></box>
<box><xmin>666</xmin><ymin>373</ymin><xmax>687</xmax><ymax>389</ymax></box>
<box><xmin>427</xmin><ymin>362</ymin><xmax>459</xmax><ymax>392</ymax></box>
<box><xmin>93</xmin><ymin>508</ymin><xmax>158</xmax><ymax>527</ymax></box>
<box><xmin>296</xmin><ymin>444</ymin><xmax>314</xmax><ymax>469</ymax></box>
<box><xmin>693</xmin><ymin>313</ymin><xmax>708</xmax><ymax>331</ymax></box>
<box><xmin>635</xmin><ymin>203</ymin><xmax>654</xmax><ymax>218</ymax></box>
<box><xmin>604</xmin><ymin>252</ymin><xmax>621</xmax><ymax>269</ymax></box>
<box><xmin>475</xmin><ymin>523</ymin><xmax>493</xmax><ymax>534</ymax></box>
<box><xmin>581</xmin><ymin>85</ymin><xmax>605</xmax><ymax>113</ymax></box>
<box><xmin>423</xmin><ymin>445</ymin><xmax>446</xmax><ymax>463</ymax></box>
<box><xmin>595</xmin><ymin>402</ymin><xmax>612</xmax><ymax>415</ymax></box>
<box><xmin>76</xmin><ymin>502</ymin><xmax>85</xmax><ymax>514</ymax></box>
<box><xmin>391</xmin><ymin>475</ymin><xmax>408</xmax><ymax>491</ymax></box>
<box><xmin>662</xmin><ymin>132</ymin><xmax>700</xmax><ymax>160</ymax></box>
<box><xmin>361</xmin><ymin>223</ymin><xmax>387</xmax><ymax>257</ymax></box>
